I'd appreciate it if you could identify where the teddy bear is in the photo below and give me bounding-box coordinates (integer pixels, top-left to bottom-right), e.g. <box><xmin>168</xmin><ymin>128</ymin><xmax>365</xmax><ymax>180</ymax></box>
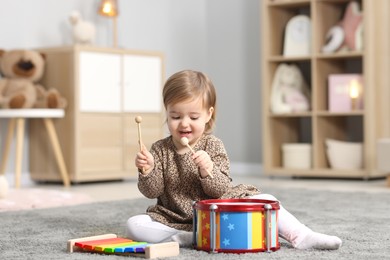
<box><xmin>0</xmin><ymin>49</ymin><xmax>67</xmax><ymax>109</ymax></box>
<box><xmin>270</xmin><ymin>63</ymin><xmax>311</xmax><ymax>114</ymax></box>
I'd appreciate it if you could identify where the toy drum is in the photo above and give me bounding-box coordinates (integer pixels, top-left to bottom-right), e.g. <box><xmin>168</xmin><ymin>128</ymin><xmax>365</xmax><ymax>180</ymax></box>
<box><xmin>193</xmin><ymin>199</ymin><xmax>280</xmax><ymax>253</ymax></box>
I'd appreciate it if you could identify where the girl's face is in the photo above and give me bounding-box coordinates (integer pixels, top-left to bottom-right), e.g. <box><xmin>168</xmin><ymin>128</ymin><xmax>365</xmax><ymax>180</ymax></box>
<box><xmin>167</xmin><ymin>97</ymin><xmax>213</xmax><ymax>150</ymax></box>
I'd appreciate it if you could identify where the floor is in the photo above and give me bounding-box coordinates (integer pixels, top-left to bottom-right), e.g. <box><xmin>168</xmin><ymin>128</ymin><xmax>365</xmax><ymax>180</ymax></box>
<box><xmin>7</xmin><ymin>173</ymin><xmax>390</xmax><ymax>203</ymax></box>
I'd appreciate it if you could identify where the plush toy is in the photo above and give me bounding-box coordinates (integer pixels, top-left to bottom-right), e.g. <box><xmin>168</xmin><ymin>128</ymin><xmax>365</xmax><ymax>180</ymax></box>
<box><xmin>322</xmin><ymin>1</ymin><xmax>363</xmax><ymax>53</ymax></box>
<box><xmin>270</xmin><ymin>63</ymin><xmax>310</xmax><ymax>114</ymax></box>
<box><xmin>0</xmin><ymin>49</ymin><xmax>67</xmax><ymax>109</ymax></box>
<box><xmin>69</xmin><ymin>10</ymin><xmax>96</xmax><ymax>45</ymax></box>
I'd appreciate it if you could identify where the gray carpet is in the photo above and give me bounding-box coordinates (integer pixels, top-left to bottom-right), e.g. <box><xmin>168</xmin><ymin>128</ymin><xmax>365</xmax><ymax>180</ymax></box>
<box><xmin>1</xmin><ymin>187</ymin><xmax>389</xmax><ymax>260</ymax></box>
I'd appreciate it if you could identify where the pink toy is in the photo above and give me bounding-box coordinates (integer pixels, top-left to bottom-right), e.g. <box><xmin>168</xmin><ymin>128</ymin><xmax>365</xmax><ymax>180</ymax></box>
<box><xmin>322</xmin><ymin>1</ymin><xmax>363</xmax><ymax>53</ymax></box>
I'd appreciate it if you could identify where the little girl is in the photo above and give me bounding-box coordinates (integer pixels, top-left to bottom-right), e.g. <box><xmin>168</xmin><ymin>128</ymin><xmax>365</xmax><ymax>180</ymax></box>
<box><xmin>126</xmin><ymin>70</ymin><xmax>342</xmax><ymax>250</ymax></box>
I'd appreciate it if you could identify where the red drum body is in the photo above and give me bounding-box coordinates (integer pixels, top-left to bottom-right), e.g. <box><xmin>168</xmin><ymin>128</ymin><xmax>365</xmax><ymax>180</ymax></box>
<box><xmin>193</xmin><ymin>199</ymin><xmax>280</xmax><ymax>253</ymax></box>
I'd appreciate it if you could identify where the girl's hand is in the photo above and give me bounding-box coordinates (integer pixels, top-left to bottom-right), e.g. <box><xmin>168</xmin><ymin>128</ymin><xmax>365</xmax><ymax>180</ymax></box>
<box><xmin>193</xmin><ymin>150</ymin><xmax>213</xmax><ymax>178</ymax></box>
<box><xmin>135</xmin><ymin>144</ymin><xmax>154</xmax><ymax>175</ymax></box>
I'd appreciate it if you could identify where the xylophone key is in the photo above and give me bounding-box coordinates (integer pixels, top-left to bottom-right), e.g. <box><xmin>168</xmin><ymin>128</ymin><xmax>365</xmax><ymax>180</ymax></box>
<box><xmin>75</xmin><ymin>237</ymin><xmax>130</xmax><ymax>251</ymax></box>
<box><xmin>121</xmin><ymin>242</ymin><xmax>148</xmax><ymax>253</ymax></box>
<box><xmin>96</xmin><ymin>241</ymin><xmax>148</xmax><ymax>253</ymax></box>
<box><xmin>75</xmin><ymin>237</ymin><xmax>149</xmax><ymax>254</ymax></box>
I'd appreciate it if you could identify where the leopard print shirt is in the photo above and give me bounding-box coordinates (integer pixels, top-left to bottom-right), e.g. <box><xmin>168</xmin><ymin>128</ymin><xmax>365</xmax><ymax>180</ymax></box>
<box><xmin>137</xmin><ymin>134</ymin><xmax>260</xmax><ymax>231</ymax></box>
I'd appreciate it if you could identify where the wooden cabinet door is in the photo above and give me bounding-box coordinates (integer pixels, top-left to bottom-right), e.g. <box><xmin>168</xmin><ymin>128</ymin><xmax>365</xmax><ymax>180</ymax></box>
<box><xmin>78</xmin><ymin>114</ymin><xmax>123</xmax><ymax>173</ymax></box>
<box><xmin>79</xmin><ymin>51</ymin><xmax>122</xmax><ymax>112</ymax></box>
<box><xmin>122</xmin><ymin>54</ymin><xmax>163</xmax><ymax>113</ymax></box>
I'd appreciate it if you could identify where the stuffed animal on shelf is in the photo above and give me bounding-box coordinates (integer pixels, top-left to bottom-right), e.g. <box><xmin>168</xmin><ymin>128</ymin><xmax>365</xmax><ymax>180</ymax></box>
<box><xmin>270</xmin><ymin>63</ymin><xmax>310</xmax><ymax>114</ymax></box>
<box><xmin>0</xmin><ymin>49</ymin><xmax>67</xmax><ymax>109</ymax></box>
<box><xmin>322</xmin><ymin>1</ymin><xmax>363</xmax><ymax>53</ymax></box>
<box><xmin>69</xmin><ymin>10</ymin><xmax>96</xmax><ymax>45</ymax></box>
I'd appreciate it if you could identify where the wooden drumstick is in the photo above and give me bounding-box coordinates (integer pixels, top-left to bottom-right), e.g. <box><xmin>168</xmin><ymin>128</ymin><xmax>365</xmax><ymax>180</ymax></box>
<box><xmin>180</xmin><ymin>137</ymin><xmax>214</xmax><ymax>178</ymax></box>
<box><xmin>135</xmin><ymin>116</ymin><xmax>145</xmax><ymax>173</ymax></box>
<box><xmin>135</xmin><ymin>116</ymin><xmax>143</xmax><ymax>151</ymax></box>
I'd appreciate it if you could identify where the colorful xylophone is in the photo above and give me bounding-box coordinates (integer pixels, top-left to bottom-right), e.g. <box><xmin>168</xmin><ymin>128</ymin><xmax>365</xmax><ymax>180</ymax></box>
<box><xmin>68</xmin><ymin>234</ymin><xmax>179</xmax><ymax>259</ymax></box>
<box><xmin>75</xmin><ymin>237</ymin><xmax>148</xmax><ymax>253</ymax></box>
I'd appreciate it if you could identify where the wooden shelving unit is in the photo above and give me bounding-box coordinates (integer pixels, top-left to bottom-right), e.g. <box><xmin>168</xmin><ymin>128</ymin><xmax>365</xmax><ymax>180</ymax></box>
<box><xmin>261</xmin><ymin>0</ymin><xmax>390</xmax><ymax>179</ymax></box>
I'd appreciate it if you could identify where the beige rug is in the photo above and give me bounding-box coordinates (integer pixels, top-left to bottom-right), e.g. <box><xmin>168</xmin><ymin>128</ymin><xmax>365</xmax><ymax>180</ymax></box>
<box><xmin>0</xmin><ymin>188</ymin><xmax>93</xmax><ymax>212</ymax></box>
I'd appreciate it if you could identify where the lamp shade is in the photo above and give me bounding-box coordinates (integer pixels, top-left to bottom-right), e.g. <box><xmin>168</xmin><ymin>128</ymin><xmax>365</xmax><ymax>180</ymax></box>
<box><xmin>98</xmin><ymin>0</ymin><xmax>118</xmax><ymax>17</ymax></box>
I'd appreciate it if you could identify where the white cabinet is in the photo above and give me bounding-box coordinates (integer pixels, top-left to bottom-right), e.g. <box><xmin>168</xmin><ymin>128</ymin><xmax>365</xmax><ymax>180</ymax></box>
<box><xmin>29</xmin><ymin>45</ymin><xmax>165</xmax><ymax>182</ymax></box>
<box><xmin>123</xmin><ymin>55</ymin><xmax>162</xmax><ymax>113</ymax></box>
<box><xmin>79</xmin><ymin>52</ymin><xmax>162</xmax><ymax>113</ymax></box>
<box><xmin>79</xmin><ymin>52</ymin><xmax>121</xmax><ymax>112</ymax></box>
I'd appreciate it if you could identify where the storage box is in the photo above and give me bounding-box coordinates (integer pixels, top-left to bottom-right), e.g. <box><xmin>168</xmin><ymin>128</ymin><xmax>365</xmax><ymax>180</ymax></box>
<box><xmin>377</xmin><ymin>139</ymin><xmax>390</xmax><ymax>173</ymax></box>
<box><xmin>328</xmin><ymin>74</ymin><xmax>363</xmax><ymax>112</ymax></box>
<box><xmin>282</xmin><ymin>143</ymin><xmax>312</xmax><ymax>169</ymax></box>
<box><xmin>326</xmin><ymin>139</ymin><xmax>363</xmax><ymax>169</ymax></box>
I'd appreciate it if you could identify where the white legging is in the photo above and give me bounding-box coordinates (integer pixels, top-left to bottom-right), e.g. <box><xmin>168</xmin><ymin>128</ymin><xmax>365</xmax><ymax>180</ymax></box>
<box><xmin>125</xmin><ymin>194</ymin><xmax>311</xmax><ymax>247</ymax></box>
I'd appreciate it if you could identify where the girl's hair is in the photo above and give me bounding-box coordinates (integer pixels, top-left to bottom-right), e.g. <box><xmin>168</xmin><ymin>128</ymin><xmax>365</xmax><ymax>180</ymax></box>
<box><xmin>163</xmin><ymin>70</ymin><xmax>217</xmax><ymax>134</ymax></box>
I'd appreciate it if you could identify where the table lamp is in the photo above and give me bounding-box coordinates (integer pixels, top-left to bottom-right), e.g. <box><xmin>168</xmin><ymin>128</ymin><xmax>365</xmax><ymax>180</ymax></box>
<box><xmin>349</xmin><ymin>79</ymin><xmax>360</xmax><ymax>110</ymax></box>
<box><xmin>98</xmin><ymin>0</ymin><xmax>119</xmax><ymax>47</ymax></box>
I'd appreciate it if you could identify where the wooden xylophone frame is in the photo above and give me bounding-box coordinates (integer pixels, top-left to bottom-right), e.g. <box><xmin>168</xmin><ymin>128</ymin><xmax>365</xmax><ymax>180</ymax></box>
<box><xmin>67</xmin><ymin>233</ymin><xmax>179</xmax><ymax>259</ymax></box>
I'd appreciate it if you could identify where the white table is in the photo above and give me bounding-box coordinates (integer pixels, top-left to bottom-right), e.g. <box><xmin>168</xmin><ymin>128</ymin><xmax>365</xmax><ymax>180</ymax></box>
<box><xmin>0</xmin><ymin>109</ymin><xmax>70</xmax><ymax>188</ymax></box>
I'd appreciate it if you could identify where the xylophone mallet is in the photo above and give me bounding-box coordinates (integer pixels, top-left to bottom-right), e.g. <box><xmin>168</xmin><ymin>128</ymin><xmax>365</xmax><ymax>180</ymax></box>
<box><xmin>180</xmin><ymin>137</ymin><xmax>214</xmax><ymax>178</ymax></box>
<box><xmin>135</xmin><ymin>116</ymin><xmax>146</xmax><ymax>173</ymax></box>
<box><xmin>135</xmin><ymin>116</ymin><xmax>143</xmax><ymax>151</ymax></box>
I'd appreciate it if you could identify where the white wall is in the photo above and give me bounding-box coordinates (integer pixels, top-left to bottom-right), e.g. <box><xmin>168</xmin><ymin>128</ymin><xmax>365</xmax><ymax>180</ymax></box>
<box><xmin>206</xmin><ymin>0</ymin><xmax>262</xmax><ymax>170</ymax></box>
<box><xmin>0</xmin><ymin>0</ymin><xmax>262</xmax><ymax>176</ymax></box>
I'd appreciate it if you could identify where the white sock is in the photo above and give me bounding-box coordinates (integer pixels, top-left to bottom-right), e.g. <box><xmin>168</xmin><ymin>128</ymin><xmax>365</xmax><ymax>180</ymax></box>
<box><xmin>249</xmin><ymin>194</ymin><xmax>342</xmax><ymax>251</ymax></box>
<box><xmin>295</xmin><ymin>231</ymin><xmax>342</xmax><ymax>250</ymax></box>
<box><xmin>171</xmin><ymin>231</ymin><xmax>193</xmax><ymax>247</ymax></box>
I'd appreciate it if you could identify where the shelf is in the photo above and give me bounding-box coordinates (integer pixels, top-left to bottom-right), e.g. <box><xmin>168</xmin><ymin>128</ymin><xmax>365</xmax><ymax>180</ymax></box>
<box><xmin>267</xmin><ymin>0</ymin><xmax>311</xmax><ymax>8</ymax></box>
<box><xmin>315</xmin><ymin>52</ymin><xmax>363</xmax><ymax>59</ymax></box>
<box><xmin>316</xmin><ymin>111</ymin><xmax>364</xmax><ymax>116</ymax></box>
<box><xmin>268</xmin><ymin>56</ymin><xmax>311</xmax><ymax>62</ymax></box>
<box><xmin>270</xmin><ymin>111</ymin><xmax>365</xmax><ymax>117</ymax></box>
<box><xmin>268</xmin><ymin>53</ymin><xmax>363</xmax><ymax>62</ymax></box>
<box><xmin>317</xmin><ymin>0</ymin><xmax>355</xmax><ymax>3</ymax></box>
<box><xmin>270</xmin><ymin>112</ymin><xmax>312</xmax><ymax>118</ymax></box>
<box><xmin>261</xmin><ymin>0</ymin><xmax>390</xmax><ymax>179</ymax></box>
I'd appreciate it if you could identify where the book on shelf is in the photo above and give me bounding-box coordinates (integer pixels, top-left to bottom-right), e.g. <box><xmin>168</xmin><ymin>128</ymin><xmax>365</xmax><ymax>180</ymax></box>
<box><xmin>328</xmin><ymin>74</ymin><xmax>363</xmax><ymax>112</ymax></box>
